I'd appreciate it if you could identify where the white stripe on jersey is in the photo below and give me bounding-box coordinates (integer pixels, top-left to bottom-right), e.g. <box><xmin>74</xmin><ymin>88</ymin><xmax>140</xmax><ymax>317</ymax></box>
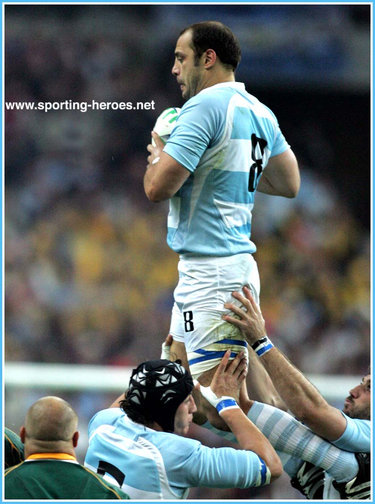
<box><xmin>88</xmin><ymin>424</ymin><xmax>181</xmax><ymax>499</ymax></box>
<box><xmin>214</xmin><ymin>199</ymin><xmax>254</xmax><ymax>228</ymax></box>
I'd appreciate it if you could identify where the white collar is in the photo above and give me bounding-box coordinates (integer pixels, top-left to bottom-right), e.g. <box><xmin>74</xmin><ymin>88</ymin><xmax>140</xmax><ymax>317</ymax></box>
<box><xmin>199</xmin><ymin>81</ymin><xmax>245</xmax><ymax>95</ymax></box>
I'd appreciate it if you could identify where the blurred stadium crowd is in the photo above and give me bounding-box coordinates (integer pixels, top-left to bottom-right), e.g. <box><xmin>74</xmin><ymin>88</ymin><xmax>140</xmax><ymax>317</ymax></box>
<box><xmin>5</xmin><ymin>4</ymin><xmax>369</xmax><ymax>372</ymax></box>
<box><xmin>5</xmin><ymin>4</ymin><xmax>370</xmax><ymax>500</ymax></box>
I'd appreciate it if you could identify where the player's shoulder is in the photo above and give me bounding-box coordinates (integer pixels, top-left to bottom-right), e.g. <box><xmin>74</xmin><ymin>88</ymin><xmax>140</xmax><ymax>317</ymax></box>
<box><xmin>183</xmin><ymin>82</ymin><xmax>238</xmax><ymax>112</ymax></box>
<box><xmin>146</xmin><ymin>429</ymin><xmax>201</xmax><ymax>456</ymax></box>
<box><xmin>332</xmin><ymin>412</ymin><xmax>370</xmax><ymax>452</ymax></box>
<box><xmin>354</xmin><ymin>417</ymin><xmax>371</xmax><ymax>427</ymax></box>
<box><xmin>5</xmin><ymin>427</ymin><xmax>25</xmax><ymax>469</ymax></box>
<box><xmin>178</xmin><ymin>84</ymin><xmax>241</xmax><ymax>132</ymax></box>
<box><xmin>344</xmin><ymin>413</ymin><xmax>371</xmax><ymax>430</ymax></box>
<box><xmin>239</xmin><ymin>89</ymin><xmax>278</xmax><ymax>123</ymax></box>
<box><xmin>89</xmin><ymin>407</ymin><xmax>123</xmax><ymax>431</ymax></box>
<box><xmin>5</xmin><ymin>460</ymin><xmax>26</xmax><ymax>476</ymax></box>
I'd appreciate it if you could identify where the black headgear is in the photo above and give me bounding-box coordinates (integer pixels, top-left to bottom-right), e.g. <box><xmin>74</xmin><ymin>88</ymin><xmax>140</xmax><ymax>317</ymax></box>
<box><xmin>125</xmin><ymin>359</ymin><xmax>194</xmax><ymax>432</ymax></box>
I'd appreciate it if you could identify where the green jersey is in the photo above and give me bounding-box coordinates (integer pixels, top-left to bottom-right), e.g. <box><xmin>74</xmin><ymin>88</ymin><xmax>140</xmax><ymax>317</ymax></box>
<box><xmin>5</xmin><ymin>454</ymin><xmax>130</xmax><ymax>500</ymax></box>
<box><xmin>5</xmin><ymin>427</ymin><xmax>24</xmax><ymax>469</ymax></box>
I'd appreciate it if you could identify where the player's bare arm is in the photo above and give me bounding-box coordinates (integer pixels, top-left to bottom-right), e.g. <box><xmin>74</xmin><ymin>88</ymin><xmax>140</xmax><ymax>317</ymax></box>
<box><xmin>242</xmin><ymin>349</ymin><xmax>287</xmax><ymax>411</ymax></box>
<box><xmin>109</xmin><ymin>393</ymin><xmax>126</xmax><ymax>408</ymax></box>
<box><xmin>257</xmin><ymin>149</ymin><xmax>300</xmax><ymax>198</ymax></box>
<box><xmin>200</xmin><ymin>350</ymin><xmax>282</xmax><ymax>481</ymax></box>
<box><xmin>144</xmin><ymin>132</ymin><xmax>190</xmax><ymax>202</ymax></box>
<box><xmin>163</xmin><ymin>332</ymin><xmax>286</xmax><ymax>413</ymax></box>
<box><xmin>223</xmin><ymin>286</ymin><xmax>348</xmax><ymax>441</ymax></box>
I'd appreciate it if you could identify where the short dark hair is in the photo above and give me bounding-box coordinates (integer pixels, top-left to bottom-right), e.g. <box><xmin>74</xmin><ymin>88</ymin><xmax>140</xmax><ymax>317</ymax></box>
<box><xmin>180</xmin><ymin>21</ymin><xmax>241</xmax><ymax>71</ymax></box>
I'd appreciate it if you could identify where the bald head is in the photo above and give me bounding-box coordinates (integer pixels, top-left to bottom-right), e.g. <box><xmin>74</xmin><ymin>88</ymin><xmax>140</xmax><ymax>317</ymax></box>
<box><xmin>24</xmin><ymin>396</ymin><xmax>78</xmax><ymax>442</ymax></box>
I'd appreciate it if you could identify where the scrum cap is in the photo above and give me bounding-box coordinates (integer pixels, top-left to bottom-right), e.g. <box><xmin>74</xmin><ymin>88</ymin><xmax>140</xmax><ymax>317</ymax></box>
<box><xmin>126</xmin><ymin>359</ymin><xmax>194</xmax><ymax>432</ymax></box>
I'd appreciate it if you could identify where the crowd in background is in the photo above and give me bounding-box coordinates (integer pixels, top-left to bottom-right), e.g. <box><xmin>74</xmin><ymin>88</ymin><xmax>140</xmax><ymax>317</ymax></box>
<box><xmin>5</xmin><ymin>5</ymin><xmax>370</xmax><ymax>500</ymax></box>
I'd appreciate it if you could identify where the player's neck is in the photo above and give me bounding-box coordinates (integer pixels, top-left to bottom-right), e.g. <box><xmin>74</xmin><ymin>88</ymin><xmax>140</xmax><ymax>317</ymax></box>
<box><xmin>202</xmin><ymin>69</ymin><xmax>235</xmax><ymax>91</ymax></box>
<box><xmin>24</xmin><ymin>440</ymin><xmax>76</xmax><ymax>459</ymax></box>
<box><xmin>146</xmin><ymin>420</ymin><xmax>164</xmax><ymax>432</ymax></box>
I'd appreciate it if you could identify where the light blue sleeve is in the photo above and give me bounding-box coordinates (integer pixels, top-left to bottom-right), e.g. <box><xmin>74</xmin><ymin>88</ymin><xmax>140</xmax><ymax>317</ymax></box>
<box><xmin>201</xmin><ymin>421</ymin><xmax>301</xmax><ymax>477</ymax></box>
<box><xmin>163</xmin><ymin>93</ymin><xmax>224</xmax><ymax>173</ymax></box>
<box><xmin>270</xmin><ymin>127</ymin><xmax>289</xmax><ymax>157</ymax></box>
<box><xmin>332</xmin><ymin>413</ymin><xmax>370</xmax><ymax>452</ymax></box>
<box><xmin>264</xmin><ymin>106</ymin><xmax>290</xmax><ymax>158</ymax></box>
<box><xmin>159</xmin><ymin>434</ymin><xmax>268</xmax><ymax>489</ymax></box>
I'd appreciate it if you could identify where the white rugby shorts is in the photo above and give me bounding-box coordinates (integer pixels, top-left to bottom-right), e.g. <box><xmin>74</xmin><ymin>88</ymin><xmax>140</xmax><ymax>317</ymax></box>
<box><xmin>169</xmin><ymin>253</ymin><xmax>260</xmax><ymax>378</ymax></box>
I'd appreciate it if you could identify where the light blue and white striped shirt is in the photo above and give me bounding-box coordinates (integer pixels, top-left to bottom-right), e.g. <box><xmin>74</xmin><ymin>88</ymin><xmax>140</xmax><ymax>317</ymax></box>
<box><xmin>164</xmin><ymin>82</ymin><xmax>289</xmax><ymax>256</ymax></box>
<box><xmin>332</xmin><ymin>413</ymin><xmax>370</xmax><ymax>452</ymax></box>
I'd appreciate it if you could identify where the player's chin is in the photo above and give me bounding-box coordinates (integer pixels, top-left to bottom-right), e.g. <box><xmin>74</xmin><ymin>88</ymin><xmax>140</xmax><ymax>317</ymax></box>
<box><xmin>343</xmin><ymin>404</ymin><xmax>354</xmax><ymax>417</ymax></box>
<box><xmin>181</xmin><ymin>88</ymin><xmax>189</xmax><ymax>100</ymax></box>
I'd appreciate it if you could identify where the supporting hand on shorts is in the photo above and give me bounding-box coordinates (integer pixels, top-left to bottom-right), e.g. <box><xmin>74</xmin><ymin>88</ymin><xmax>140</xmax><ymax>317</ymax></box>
<box><xmin>161</xmin><ymin>334</ymin><xmax>173</xmax><ymax>359</ymax></box>
<box><xmin>223</xmin><ymin>286</ymin><xmax>267</xmax><ymax>346</ymax></box>
<box><xmin>208</xmin><ymin>350</ymin><xmax>247</xmax><ymax>403</ymax></box>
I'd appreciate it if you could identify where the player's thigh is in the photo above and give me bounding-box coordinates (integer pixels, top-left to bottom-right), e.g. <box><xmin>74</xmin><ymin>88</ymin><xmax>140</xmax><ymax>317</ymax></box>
<box><xmin>197</xmin><ymin>364</ymin><xmax>230</xmax><ymax>431</ymax></box>
<box><xmin>169</xmin><ymin>340</ymin><xmax>189</xmax><ymax>370</ymax></box>
<box><xmin>176</xmin><ymin>253</ymin><xmax>260</xmax><ymax>311</ymax></box>
<box><xmin>172</xmin><ymin>254</ymin><xmax>260</xmax><ymax>352</ymax></box>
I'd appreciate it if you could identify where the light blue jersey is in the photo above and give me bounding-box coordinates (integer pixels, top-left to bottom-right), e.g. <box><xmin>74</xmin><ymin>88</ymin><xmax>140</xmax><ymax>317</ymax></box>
<box><xmin>324</xmin><ymin>413</ymin><xmax>370</xmax><ymax>500</ymax></box>
<box><xmin>332</xmin><ymin>413</ymin><xmax>370</xmax><ymax>452</ymax></box>
<box><xmin>203</xmin><ymin>402</ymin><xmax>370</xmax><ymax>500</ymax></box>
<box><xmin>164</xmin><ymin>82</ymin><xmax>289</xmax><ymax>256</ymax></box>
<box><xmin>204</xmin><ymin>402</ymin><xmax>359</xmax><ymax>482</ymax></box>
<box><xmin>85</xmin><ymin>408</ymin><xmax>269</xmax><ymax>499</ymax></box>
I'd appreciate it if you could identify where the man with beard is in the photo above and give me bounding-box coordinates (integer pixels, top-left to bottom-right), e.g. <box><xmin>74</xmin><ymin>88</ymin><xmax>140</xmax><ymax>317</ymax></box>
<box><xmin>162</xmin><ymin>333</ymin><xmax>370</xmax><ymax>500</ymax></box>
<box><xmin>223</xmin><ymin>286</ymin><xmax>370</xmax><ymax>499</ymax></box>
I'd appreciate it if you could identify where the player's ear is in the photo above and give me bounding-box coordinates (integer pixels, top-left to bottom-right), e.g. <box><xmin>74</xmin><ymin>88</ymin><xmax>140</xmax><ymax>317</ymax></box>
<box><xmin>19</xmin><ymin>426</ymin><xmax>26</xmax><ymax>443</ymax></box>
<box><xmin>72</xmin><ymin>431</ymin><xmax>79</xmax><ymax>448</ymax></box>
<box><xmin>204</xmin><ymin>49</ymin><xmax>217</xmax><ymax>68</ymax></box>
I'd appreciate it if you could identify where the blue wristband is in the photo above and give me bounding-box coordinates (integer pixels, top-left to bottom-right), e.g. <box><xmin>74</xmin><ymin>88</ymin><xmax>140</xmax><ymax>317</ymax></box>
<box><xmin>216</xmin><ymin>398</ymin><xmax>239</xmax><ymax>415</ymax></box>
<box><xmin>251</xmin><ymin>336</ymin><xmax>274</xmax><ymax>357</ymax></box>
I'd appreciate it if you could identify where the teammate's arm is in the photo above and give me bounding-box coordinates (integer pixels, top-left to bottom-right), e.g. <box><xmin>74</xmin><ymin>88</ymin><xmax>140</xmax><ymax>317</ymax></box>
<box><xmin>257</xmin><ymin>149</ymin><xmax>300</xmax><ymax>198</ymax></box>
<box><xmin>243</xmin><ymin>349</ymin><xmax>287</xmax><ymax>411</ymax></box>
<box><xmin>144</xmin><ymin>132</ymin><xmax>190</xmax><ymax>202</ymax></box>
<box><xmin>223</xmin><ymin>287</ymin><xmax>347</xmax><ymax>441</ymax></box>
<box><xmin>161</xmin><ymin>334</ymin><xmax>286</xmax><ymax>415</ymax></box>
<box><xmin>200</xmin><ymin>350</ymin><xmax>282</xmax><ymax>480</ymax></box>
<box><xmin>109</xmin><ymin>394</ymin><xmax>125</xmax><ymax>408</ymax></box>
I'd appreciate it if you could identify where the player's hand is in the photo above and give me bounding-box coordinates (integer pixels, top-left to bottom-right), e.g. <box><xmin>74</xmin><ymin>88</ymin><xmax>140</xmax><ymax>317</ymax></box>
<box><xmin>209</xmin><ymin>350</ymin><xmax>247</xmax><ymax>402</ymax></box>
<box><xmin>161</xmin><ymin>334</ymin><xmax>173</xmax><ymax>359</ymax></box>
<box><xmin>223</xmin><ymin>286</ymin><xmax>267</xmax><ymax>345</ymax></box>
<box><xmin>146</xmin><ymin>132</ymin><xmax>164</xmax><ymax>167</ymax></box>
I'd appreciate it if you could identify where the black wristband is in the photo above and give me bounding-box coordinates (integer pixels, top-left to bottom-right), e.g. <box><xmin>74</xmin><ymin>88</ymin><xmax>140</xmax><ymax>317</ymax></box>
<box><xmin>251</xmin><ymin>336</ymin><xmax>274</xmax><ymax>356</ymax></box>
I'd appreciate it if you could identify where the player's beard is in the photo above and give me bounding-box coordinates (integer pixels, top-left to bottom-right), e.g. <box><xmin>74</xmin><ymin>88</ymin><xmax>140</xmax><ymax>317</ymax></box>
<box><xmin>183</xmin><ymin>68</ymin><xmax>201</xmax><ymax>100</ymax></box>
<box><xmin>343</xmin><ymin>398</ymin><xmax>370</xmax><ymax>420</ymax></box>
